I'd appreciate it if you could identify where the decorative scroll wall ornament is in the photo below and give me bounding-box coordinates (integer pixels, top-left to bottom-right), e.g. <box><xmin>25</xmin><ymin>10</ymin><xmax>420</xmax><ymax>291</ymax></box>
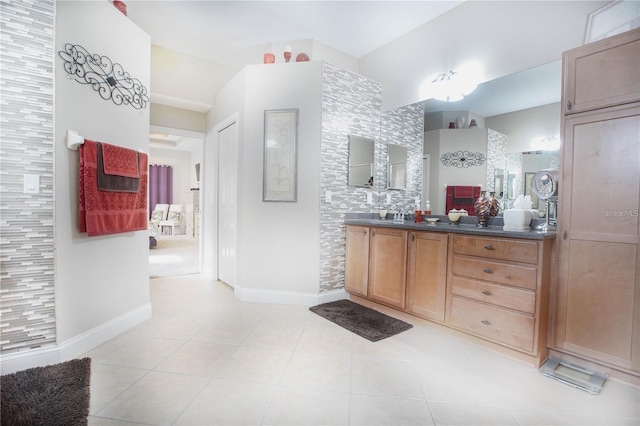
<box><xmin>440</xmin><ymin>151</ymin><xmax>486</xmax><ymax>168</ymax></box>
<box><xmin>58</xmin><ymin>43</ymin><xmax>149</xmax><ymax>109</ymax></box>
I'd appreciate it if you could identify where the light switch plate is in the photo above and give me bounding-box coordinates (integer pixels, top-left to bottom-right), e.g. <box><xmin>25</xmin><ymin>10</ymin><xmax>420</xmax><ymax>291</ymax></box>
<box><xmin>366</xmin><ymin>192</ymin><xmax>373</xmax><ymax>204</ymax></box>
<box><xmin>23</xmin><ymin>174</ymin><xmax>39</xmax><ymax>194</ymax></box>
<box><xmin>325</xmin><ymin>190</ymin><xmax>332</xmax><ymax>203</ymax></box>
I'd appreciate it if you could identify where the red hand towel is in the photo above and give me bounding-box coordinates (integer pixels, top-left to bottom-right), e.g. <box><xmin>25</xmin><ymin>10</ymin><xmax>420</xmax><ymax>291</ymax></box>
<box><xmin>101</xmin><ymin>141</ymin><xmax>140</xmax><ymax>178</ymax></box>
<box><xmin>454</xmin><ymin>186</ymin><xmax>474</xmax><ymax>198</ymax></box>
<box><xmin>79</xmin><ymin>140</ymin><xmax>148</xmax><ymax>236</ymax></box>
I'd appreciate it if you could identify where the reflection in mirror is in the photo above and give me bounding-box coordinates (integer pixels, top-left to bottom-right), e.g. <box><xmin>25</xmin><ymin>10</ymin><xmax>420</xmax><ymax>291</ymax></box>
<box><xmin>494</xmin><ymin>168</ymin><xmax>505</xmax><ymax>198</ymax></box>
<box><xmin>387</xmin><ymin>144</ymin><xmax>407</xmax><ymax>190</ymax></box>
<box><xmin>505</xmin><ymin>151</ymin><xmax>559</xmax><ymax>208</ymax></box>
<box><xmin>348</xmin><ymin>135</ymin><xmax>375</xmax><ymax>187</ymax></box>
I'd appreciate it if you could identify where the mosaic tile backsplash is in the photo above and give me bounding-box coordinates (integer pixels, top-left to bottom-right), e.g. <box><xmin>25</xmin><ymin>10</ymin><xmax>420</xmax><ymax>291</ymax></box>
<box><xmin>319</xmin><ymin>63</ymin><xmax>423</xmax><ymax>293</ymax></box>
<box><xmin>0</xmin><ymin>0</ymin><xmax>56</xmax><ymax>354</ymax></box>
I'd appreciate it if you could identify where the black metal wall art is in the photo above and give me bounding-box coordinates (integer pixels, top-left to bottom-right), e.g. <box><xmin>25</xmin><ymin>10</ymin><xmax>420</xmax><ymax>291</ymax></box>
<box><xmin>440</xmin><ymin>151</ymin><xmax>485</xmax><ymax>168</ymax></box>
<box><xmin>59</xmin><ymin>43</ymin><xmax>149</xmax><ymax>110</ymax></box>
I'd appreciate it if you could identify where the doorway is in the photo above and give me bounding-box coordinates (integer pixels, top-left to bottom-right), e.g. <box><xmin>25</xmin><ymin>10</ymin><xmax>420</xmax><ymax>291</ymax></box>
<box><xmin>148</xmin><ymin>125</ymin><xmax>205</xmax><ymax>278</ymax></box>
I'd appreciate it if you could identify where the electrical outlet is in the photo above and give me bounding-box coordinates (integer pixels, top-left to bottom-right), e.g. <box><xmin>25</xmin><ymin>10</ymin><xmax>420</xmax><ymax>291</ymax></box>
<box><xmin>366</xmin><ymin>192</ymin><xmax>373</xmax><ymax>204</ymax></box>
<box><xmin>23</xmin><ymin>174</ymin><xmax>39</xmax><ymax>194</ymax></box>
<box><xmin>325</xmin><ymin>190</ymin><xmax>332</xmax><ymax>203</ymax></box>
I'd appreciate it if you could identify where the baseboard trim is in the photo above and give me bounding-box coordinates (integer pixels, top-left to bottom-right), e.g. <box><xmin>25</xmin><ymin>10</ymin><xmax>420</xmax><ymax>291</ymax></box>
<box><xmin>234</xmin><ymin>286</ymin><xmax>347</xmax><ymax>307</ymax></box>
<box><xmin>0</xmin><ymin>303</ymin><xmax>152</xmax><ymax>375</ymax></box>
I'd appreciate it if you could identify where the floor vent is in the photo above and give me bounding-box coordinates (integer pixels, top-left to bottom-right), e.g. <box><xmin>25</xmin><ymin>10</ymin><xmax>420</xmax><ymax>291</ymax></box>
<box><xmin>539</xmin><ymin>357</ymin><xmax>608</xmax><ymax>394</ymax></box>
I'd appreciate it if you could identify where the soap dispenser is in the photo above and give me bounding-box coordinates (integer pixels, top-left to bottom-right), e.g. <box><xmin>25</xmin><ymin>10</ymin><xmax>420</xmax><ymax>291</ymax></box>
<box><xmin>425</xmin><ymin>200</ymin><xmax>431</xmax><ymax>216</ymax></box>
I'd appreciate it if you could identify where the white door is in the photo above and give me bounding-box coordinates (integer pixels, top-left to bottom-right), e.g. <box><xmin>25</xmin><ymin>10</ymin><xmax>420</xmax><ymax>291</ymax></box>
<box><xmin>217</xmin><ymin>121</ymin><xmax>238</xmax><ymax>286</ymax></box>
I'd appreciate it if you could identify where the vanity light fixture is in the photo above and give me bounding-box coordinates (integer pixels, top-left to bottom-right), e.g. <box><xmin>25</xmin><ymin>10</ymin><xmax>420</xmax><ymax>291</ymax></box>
<box><xmin>421</xmin><ymin>61</ymin><xmax>482</xmax><ymax>103</ymax></box>
<box><xmin>532</xmin><ymin>136</ymin><xmax>561</xmax><ymax>151</ymax></box>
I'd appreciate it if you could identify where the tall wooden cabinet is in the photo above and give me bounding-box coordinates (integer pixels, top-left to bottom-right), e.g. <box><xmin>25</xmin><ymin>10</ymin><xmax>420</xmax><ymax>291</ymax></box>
<box><xmin>553</xmin><ymin>29</ymin><xmax>640</xmax><ymax>376</ymax></box>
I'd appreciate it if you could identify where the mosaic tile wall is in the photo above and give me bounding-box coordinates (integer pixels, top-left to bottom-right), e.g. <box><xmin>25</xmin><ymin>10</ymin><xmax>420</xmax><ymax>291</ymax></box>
<box><xmin>485</xmin><ymin>129</ymin><xmax>508</xmax><ymax>195</ymax></box>
<box><xmin>319</xmin><ymin>63</ymin><xmax>424</xmax><ymax>293</ymax></box>
<box><xmin>379</xmin><ymin>102</ymin><xmax>424</xmax><ymax>209</ymax></box>
<box><xmin>0</xmin><ymin>0</ymin><xmax>56</xmax><ymax>354</ymax></box>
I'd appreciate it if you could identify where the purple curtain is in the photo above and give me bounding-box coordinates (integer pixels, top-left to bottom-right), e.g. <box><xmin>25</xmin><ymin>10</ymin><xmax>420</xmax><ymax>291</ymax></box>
<box><xmin>149</xmin><ymin>165</ymin><xmax>173</xmax><ymax>218</ymax></box>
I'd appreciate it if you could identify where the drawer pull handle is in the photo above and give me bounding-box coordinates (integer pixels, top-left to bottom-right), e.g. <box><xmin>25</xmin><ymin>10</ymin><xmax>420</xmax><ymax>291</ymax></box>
<box><xmin>483</xmin><ymin>245</ymin><xmax>495</xmax><ymax>251</ymax></box>
<box><xmin>481</xmin><ymin>320</ymin><xmax>491</xmax><ymax>325</ymax></box>
<box><xmin>482</xmin><ymin>290</ymin><xmax>492</xmax><ymax>296</ymax></box>
<box><xmin>483</xmin><ymin>268</ymin><xmax>493</xmax><ymax>274</ymax></box>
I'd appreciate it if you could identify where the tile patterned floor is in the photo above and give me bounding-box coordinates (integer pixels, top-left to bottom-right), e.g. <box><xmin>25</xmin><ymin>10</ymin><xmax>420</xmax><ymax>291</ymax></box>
<box><xmin>86</xmin><ymin>275</ymin><xmax>640</xmax><ymax>425</ymax></box>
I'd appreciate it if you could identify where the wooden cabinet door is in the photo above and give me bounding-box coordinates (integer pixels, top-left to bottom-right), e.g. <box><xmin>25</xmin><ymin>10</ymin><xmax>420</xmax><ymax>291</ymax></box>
<box><xmin>406</xmin><ymin>231</ymin><xmax>448</xmax><ymax>322</ymax></box>
<box><xmin>345</xmin><ymin>225</ymin><xmax>369</xmax><ymax>297</ymax></box>
<box><xmin>563</xmin><ymin>29</ymin><xmax>640</xmax><ymax>115</ymax></box>
<box><xmin>368</xmin><ymin>227</ymin><xmax>408</xmax><ymax>309</ymax></box>
<box><xmin>556</xmin><ymin>103</ymin><xmax>640</xmax><ymax>372</ymax></box>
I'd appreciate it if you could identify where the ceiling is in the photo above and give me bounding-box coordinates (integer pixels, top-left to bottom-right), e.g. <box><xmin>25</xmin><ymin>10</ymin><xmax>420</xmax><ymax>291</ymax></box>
<box><xmin>125</xmin><ymin>1</ymin><xmax>464</xmax><ymax>66</ymax></box>
<box><xmin>126</xmin><ymin>1</ymin><xmax>565</xmax><ymax>150</ymax></box>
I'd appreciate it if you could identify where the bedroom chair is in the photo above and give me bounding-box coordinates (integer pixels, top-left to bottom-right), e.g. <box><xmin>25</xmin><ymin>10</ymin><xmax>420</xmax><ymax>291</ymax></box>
<box><xmin>159</xmin><ymin>204</ymin><xmax>184</xmax><ymax>235</ymax></box>
<box><xmin>150</xmin><ymin>204</ymin><xmax>169</xmax><ymax>225</ymax></box>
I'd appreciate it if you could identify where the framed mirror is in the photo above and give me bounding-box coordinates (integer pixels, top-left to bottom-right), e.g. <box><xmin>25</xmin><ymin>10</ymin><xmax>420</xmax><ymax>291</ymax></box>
<box><xmin>387</xmin><ymin>143</ymin><xmax>407</xmax><ymax>190</ymax></box>
<box><xmin>348</xmin><ymin>135</ymin><xmax>375</xmax><ymax>187</ymax></box>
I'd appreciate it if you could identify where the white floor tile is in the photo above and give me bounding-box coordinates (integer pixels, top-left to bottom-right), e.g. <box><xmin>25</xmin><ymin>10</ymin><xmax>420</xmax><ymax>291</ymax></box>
<box><xmin>83</xmin><ymin>274</ymin><xmax>640</xmax><ymax>426</ymax></box>
<box><xmin>280</xmin><ymin>351</ymin><xmax>351</xmax><ymax>392</ymax></box>
<box><xmin>429</xmin><ymin>401</ymin><xmax>519</xmax><ymax>425</ymax></box>
<box><xmin>174</xmin><ymin>379</ymin><xmax>276</xmax><ymax>425</ymax></box>
<box><xmin>155</xmin><ymin>340</ymin><xmax>237</xmax><ymax>377</ymax></box>
<box><xmin>89</xmin><ymin>364</ymin><xmax>147</xmax><ymax>415</ymax></box>
<box><xmin>351</xmin><ymin>356</ymin><xmax>424</xmax><ymax>399</ymax></box>
<box><xmin>349</xmin><ymin>393</ymin><xmax>435</xmax><ymax>425</ymax></box>
<box><xmin>95</xmin><ymin>370</ymin><xmax>208</xmax><ymax>425</ymax></box>
<box><xmin>262</xmin><ymin>386</ymin><xmax>349</xmax><ymax>425</ymax></box>
<box><xmin>214</xmin><ymin>346</ymin><xmax>291</xmax><ymax>384</ymax></box>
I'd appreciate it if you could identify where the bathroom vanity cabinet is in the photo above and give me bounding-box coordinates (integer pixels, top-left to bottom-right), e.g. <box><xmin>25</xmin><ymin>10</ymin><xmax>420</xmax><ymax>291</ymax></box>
<box><xmin>344</xmin><ymin>225</ymin><xmax>369</xmax><ymax>297</ymax></box>
<box><xmin>448</xmin><ymin>235</ymin><xmax>551</xmax><ymax>364</ymax></box>
<box><xmin>406</xmin><ymin>231</ymin><xmax>448</xmax><ymax>322</ymax></box>
<box><xmin>344</xmin><ymin>222</ymin><xmax>553</xmax><ymax>366</ymax></box>
<box><xmin>553</xmin><ymin>28</ymin><xmax>640</xmax><ymax>378</ymax></box>
<box><xmin>368</xmin><ymin>227</ymin><xmax>408</xmax><ymax>309</ymax></box>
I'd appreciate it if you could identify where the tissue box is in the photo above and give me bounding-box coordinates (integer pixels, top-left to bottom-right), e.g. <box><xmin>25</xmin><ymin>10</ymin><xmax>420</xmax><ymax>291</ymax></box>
<box><xmin>503</xmin><ymin>209</ymin><xmax>532</xmax><ymax>232</ymax></box>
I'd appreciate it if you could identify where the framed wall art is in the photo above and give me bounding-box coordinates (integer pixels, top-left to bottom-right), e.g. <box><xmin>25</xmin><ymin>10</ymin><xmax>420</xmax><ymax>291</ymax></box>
<box><xmin>263</xmin><ymin>109</ymin><xmax>298</xmax><ymax>202</ymax></box>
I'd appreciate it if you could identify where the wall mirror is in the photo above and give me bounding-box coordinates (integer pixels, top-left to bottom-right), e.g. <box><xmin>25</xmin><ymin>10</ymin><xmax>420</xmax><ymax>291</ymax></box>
<box><xmin>420</xmin><ymin>61</ymin><xmax>562</xmax><ymax>212</ymax></box>
<box><xmin>387</xmin><ymin>143</ymin><xmax>407</xmax><ymax>190</ymax></box>
<box><xmin>348</xmin><ymin>135</ymin><xmax>375</xmax><ymax>187</ymax></box>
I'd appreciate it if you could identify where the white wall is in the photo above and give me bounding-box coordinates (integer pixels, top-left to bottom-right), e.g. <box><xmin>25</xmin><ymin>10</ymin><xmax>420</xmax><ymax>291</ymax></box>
<box><xmin>150</xmin><ymin>103</ymin><xmax>206</xmax><ymax>133</ymax></box>
<box><xmin>359</xmin><ymin>1</ymin><xmax>607</xmax><ymax>111</ymax></box>
<box><xmin>486</xmin><ymin>103</ymin><xmax>561</xmax><ymax>153</ymax></box>
<box><xmin>425</xmin><ymin>129</ymin><xmax>489</xmax><ymax>215</ymax></box>
<box><xmin>151</xmin><ymin>44</ymin><xmax>237</xmax><ymax>110</ymax></box>
<box><xmin>205</xmin><ymin>63</ymin><xmax>322</xmax><ymax>300</ymax></box>
<box><xmin>240</xmin><ymin>63</ymin><xmax>322</xmax><ymax>296</ymax></box>
<box><xmin>55</xmin><ymin>1</ymin><xmax>151</xmax><ymax>347</ymax></box>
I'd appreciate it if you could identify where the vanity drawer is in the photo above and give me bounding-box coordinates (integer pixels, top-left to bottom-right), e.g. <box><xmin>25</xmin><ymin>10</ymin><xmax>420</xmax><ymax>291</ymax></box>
<box><xmin>450</xmin><ymin>296</ymin><xmax>535</xmax><ymax>353</ymax></box>
<box><xmin>451</xmin><ymin>276</ymin><xmax>536</xmax><ymax>314</ymax></box>
<box><xmin>453</xmin><ymin>235</ymin><xmax>539</xmax><ymax>264</ymax></box>
<box><xmin>451</xmin><ymin>256</ymin><xmax>537</xmax><ymax>290</ymax></box>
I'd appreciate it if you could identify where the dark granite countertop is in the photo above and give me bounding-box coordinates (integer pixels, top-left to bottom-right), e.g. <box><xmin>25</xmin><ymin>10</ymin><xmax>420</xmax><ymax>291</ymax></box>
<box><xmin>344</xmin><ymin>214</ymin><xmax>556</xmax><ymax>241</ymax></box>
